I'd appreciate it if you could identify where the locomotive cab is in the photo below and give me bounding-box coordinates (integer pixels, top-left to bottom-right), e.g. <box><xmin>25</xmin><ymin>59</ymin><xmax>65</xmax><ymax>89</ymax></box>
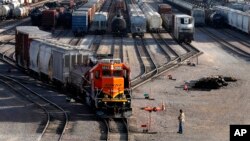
<box><xmin>85</xmin><ymin>59</ymin><xmax>132</xmax><ymax>118</ymax></box>
<box><xmin>173</xmin><ymin>14</ymin><xmax>194</xmax><ymax>43</ymax></box>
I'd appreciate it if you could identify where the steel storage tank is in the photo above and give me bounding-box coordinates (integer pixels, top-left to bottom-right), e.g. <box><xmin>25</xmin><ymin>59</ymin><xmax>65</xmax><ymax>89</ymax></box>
<box><xmin>15</xmin><ymin>26</ymin><xmax>51</xmax><ymax>68</ymax></box>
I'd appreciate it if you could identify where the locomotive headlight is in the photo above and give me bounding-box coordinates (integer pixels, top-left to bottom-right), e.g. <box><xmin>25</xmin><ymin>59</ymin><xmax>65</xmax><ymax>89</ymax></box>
<box><xmin>122</xmin><ymin>94</ymin><xmax>126</xmax><ymax>99</ymax></box>
<box><xmin>98</xmin><ymin>100</ymin><xmax>101</xmax><ymax>103</ymax></box>
<box><xmin>123</xmin><ymin>102</ymin><xmax>125</xmax><ymax>105</ymax></box>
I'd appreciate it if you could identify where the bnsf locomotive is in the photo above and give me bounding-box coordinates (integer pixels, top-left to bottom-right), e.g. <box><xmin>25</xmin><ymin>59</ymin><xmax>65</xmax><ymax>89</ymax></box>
<box><xmin>83</xmin><ymin>59</ymin><xmax>132</xmax><ymax>117</ymax></box>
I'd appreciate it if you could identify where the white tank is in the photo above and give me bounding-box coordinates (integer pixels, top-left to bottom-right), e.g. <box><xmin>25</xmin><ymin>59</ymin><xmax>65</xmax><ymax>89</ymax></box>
<box><xmin>18</xmin><ymin>0</ymin><xmax>25</xmax><ymax>5</ymax></box>
<box><xmin>9</xmin><ymin>1</ymin><xmax>20</xmax><ymax>9</ymax></box>
<box><xmin>13</xmin><ymin>6</ymin><xmax>29</xmax><ymax>17</ymax></box>
<box><xmin>93</xmin><ymin>12</ymin><xmax>108</xmax><ymax>22</ymax></box>
<box><xmin>25</xmin><ymin>0</ymin><xmax>32</xmax><ymax>4</ymax></box>
<box><xmin>139</xmin><ymin>2</ymin><xmax>162</xmax><ymax>30</ymax></box>
<box><xmin>0</xmin><ymin>4</ymin><xmax>11</xmax><ymax>17</ymax></box>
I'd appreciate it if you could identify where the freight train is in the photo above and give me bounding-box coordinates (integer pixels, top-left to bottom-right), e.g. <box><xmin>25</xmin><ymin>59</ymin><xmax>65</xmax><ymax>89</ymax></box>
<box><xmin>165</xmin><ymin>0</ymin><xmax>205</xmax><ymax>26</ymax></box>
<box><xmin>213</xmin><ymin>5</ymin><xmax>250</xmax><ymax>34</ymax></box>
<box><xmin>15</xmin><ymin>26</ymin><xmax>132</xmax><ymax>118</ymax></box>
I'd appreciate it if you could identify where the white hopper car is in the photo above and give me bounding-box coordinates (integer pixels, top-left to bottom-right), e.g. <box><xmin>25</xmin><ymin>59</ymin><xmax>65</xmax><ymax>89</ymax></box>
<box><xmin>162</xmin><ymin>13</ymin><xmax>194</xmax><ymax>43</ymax></box>
<box><xmin>165</xmin><ymin>0</ymin><xmax>205</xmax><ymax>26</ymax></box>
<box><xmin>138</xmin><ymin>2</ymin><xmax>162</xmax><ymax>32</ymax></box>
<box><xmin>29</xmin><ymin>39</ymin><xmax>93</xmax><ymax>83</ymax></box>
<box><xmin>91</xmin><ymin>0</ymin><xmax>111</xmax><ymax>34</ymax></box>
<box><xmin>214</xmin><ymin>5</ymin><xmax>250</xmax><ymax>34</ymax></box>
<box><xmin>91</xmin><ymin>12</ymin><xmax>108</xmax><ymax>33</ymax></box>
<box><xmin>128</xmin><ymin>4</ymin><xmax>146</xmax><ymax>37</ymax></box>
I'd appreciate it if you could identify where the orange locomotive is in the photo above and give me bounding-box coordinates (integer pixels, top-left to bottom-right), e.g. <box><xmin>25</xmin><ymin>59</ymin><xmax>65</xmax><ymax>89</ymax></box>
<box><xmin>83</xmin><ymin>59</ymin><xmax>132</xmax><ymax>118</ymax></box>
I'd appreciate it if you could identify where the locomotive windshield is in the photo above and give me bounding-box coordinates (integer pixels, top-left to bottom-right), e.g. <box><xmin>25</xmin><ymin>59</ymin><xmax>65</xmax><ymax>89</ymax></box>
<box><xmin>113</xmin><ymin>70</ymin><xmax>123</xmax><ymax>77</ymax></box>
<box><xmin>181</xmin><ymin>18</ymin><xmax>192</xmax><ymax>24</ymax></box>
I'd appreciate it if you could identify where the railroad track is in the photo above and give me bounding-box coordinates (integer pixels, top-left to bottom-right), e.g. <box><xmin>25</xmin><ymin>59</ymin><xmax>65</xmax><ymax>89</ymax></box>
<box><xmin>131</xmin><ymin>37</ymin><xmax>157</xmax><ymax>89</ymax></box>
<box><xmin>69</xmin><ymin>37</ymin><xmax>82</xmax><ymax>46</ymax></box>
<box><xmin>199</xmin><ymin>27</ymin><xmax>250</xmax><ymax>59</ymax></box>
<box><xmin>112</xmin><ymin>37</ymin><xmax>123</xmax><ymax>61</ymax></box>
<box><xmin>103</xmin><ymin>118</ymin><xmax>129</xmax><ymax>141</ymax></box>
<box><xmin>131</xmin><ymin>34</ymin><xmax>202</xmax><ymax>89</ymax></box>
<box><xmin>222</xmin><ymin>29</ymin><xmax>250</xmax><ymax>49</ymax></box>
<box><xmin>0</xmin><ymin>75</ymin><xmax>68</xmax><ymax>141</ymax></box>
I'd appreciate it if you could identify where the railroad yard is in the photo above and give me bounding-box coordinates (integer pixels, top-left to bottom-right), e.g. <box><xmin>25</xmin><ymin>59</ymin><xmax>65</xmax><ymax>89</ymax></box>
<box><xmin>1</xmin><ymin>0</ymin><xmax>250</xmax><ymax>141</ymax></box>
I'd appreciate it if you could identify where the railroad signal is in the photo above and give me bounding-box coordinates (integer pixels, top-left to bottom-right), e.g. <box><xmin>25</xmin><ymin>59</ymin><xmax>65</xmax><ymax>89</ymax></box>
<box><xmin>141</xmin><ymin>102</ymin><xmax>166</xmax><ymax>132</ymax></box>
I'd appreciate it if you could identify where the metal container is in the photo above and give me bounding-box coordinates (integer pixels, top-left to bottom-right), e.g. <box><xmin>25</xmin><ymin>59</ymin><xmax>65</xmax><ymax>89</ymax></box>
<box><xmin>15</xmin><ymin>26</ymin><xmax>51</xmax><ymax>68</ymax></box>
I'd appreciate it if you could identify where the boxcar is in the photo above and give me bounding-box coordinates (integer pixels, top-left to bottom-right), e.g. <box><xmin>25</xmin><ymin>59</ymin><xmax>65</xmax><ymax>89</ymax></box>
<box><xmin>15</xmin><ymin>26</ymin><xmax>51</xmax><ymax>68</ymax></box>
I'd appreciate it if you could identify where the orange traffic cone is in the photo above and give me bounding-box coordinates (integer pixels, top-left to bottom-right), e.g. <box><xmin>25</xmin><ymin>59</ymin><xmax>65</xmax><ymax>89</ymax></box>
<box><xmin>184</xmin><ymin>83</ymin><xmax>188</xmax><ymax>92</ymax></box>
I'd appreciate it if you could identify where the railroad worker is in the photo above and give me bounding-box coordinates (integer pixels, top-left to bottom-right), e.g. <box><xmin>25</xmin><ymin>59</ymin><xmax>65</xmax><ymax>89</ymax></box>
<box><xmin>178</xmin><ymin>109</ymin><xmax>185</xmax><ymax>134</ymax></box>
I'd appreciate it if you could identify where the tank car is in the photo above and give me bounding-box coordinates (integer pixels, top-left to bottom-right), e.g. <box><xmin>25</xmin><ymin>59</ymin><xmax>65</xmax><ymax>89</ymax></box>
<box><xmin>0</xmin><ymin>4</ymin><xmax>12</xmax><ymax>20</ymax></box>
<box><xmin>13</xmin><ymin>6</ymin><xmax>30</xmax><ymax>18</ymax></box>
<box><xmin>208</xmin><ymin>12</ymin><xmax>224</xmax><ymax>28</ymax></box>
<box><xmin>111</xmin><ymin>11</ymin><xmax>127</xmax><ymax>36</ymax></box>
<box><xmin>82</xmin><ymin>59</ymin><xmax>132</xmax><ymax>118</ymax></box>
